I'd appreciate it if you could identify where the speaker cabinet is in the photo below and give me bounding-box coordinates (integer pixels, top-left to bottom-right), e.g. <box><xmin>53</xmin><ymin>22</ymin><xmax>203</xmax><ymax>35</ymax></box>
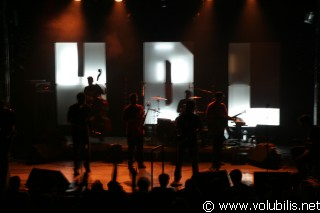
<box><xmin>192</xmin><ymin>170</ymin><xmax>230</xmax><ymax>191</ymax></box>
<box><xmin>248</xmin><ymin>142</ymin><xmax>282</xmax><ymax>169</ymax></box>
<box><xmin>26</xmin><ymin>168</ymin><xmax>70</xmax><ymax>193</ymax></box>
<box><xmin>254</xmin><ymin>171</ymin><xmax>292</xmax><ymax>199</ymax></box>
<box><xmin>156</xmin><ymin>118</ymin><xmax>175</xmax><ymax>145</ymax></box>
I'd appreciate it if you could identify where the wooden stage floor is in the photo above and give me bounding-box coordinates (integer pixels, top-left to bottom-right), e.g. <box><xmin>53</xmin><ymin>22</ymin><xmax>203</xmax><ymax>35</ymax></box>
<box><xmin>9</xmin><ymin>159</ymin><xmax>298</xmax><ymax>194</ymax></box>
<box><xmin>8</xmin><ymin>137</ymin><xmax>298</xmax><ymax>193</ymax></box>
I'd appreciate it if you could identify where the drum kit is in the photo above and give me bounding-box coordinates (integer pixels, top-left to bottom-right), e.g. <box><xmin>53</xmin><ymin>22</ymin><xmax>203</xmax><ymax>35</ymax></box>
<box><xmin>147</xmin><ymin>92</ymin><xmax>248</xmax><ymax>146</ymax></box>
<box><xmin>150</xmin><ymin>96</ymin><xmax>167</xmax><ymax>115</ymax></box>
<box><xmin>149</xmin><ymin>95</ymin><xmax>207</xmax><ymax>116</ymax></box>
<box><xmin>150</xmin><ymin>95</ymin><xmax>205</xmax><ymax>114</ymax></box>
<box><xmin>147</xmin><ymin>95</ymin><xmax>207</xmax><ymax>146</ymax></box>
<box><xmin>149</xmin><ymin>93</ymin><xmax>247</xmax><ymax>124</ymax></box>
<box><xmin>145</xmin><ymin>96</ymin><xmax>167</xmax><ymax>124</ymax></box>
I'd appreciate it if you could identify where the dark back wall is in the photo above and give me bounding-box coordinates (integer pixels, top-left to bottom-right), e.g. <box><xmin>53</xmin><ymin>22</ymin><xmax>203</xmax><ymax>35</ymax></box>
<box><xmin>2</xmin><ymin>0</ymin><xmax>318</xmax><ymax>145</ymax></box>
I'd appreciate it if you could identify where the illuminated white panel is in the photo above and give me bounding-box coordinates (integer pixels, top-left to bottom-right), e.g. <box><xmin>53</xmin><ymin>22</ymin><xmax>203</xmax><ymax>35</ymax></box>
<box><xmin>228</xmin><ymin>43</ymin><xmax>250</xmax><ymax>84</ymax></box>
<box><xmin>83</xmin><ymin>43</ymin><xmax>107</xmax><ymax>87</ymax></box>
<box><xmin>246</xmin><ymin>108</ymin><xmax>280</xmax><ymax>126</ymax></box>
<box><xmin>144</xmin><ymin>42</ymin><xmax>194</xmax><ymax>124</ymax></box>
<box><xmin>83</xmin><ymin>43</ymin><xmax>107</xmax><ymax>100</ymax></box>
<box><xmin>154</xmin><ymin>43</ymin><xmax>174</xmax><ymax>51</ymax></box>
<box><xmin>55</xmin><ymin>42</ymin><xmax>107</xmax><ymax>125</ymax></box>
<box><xmin>171</xmin><ymin>57</ymin><xmax>191</xmax><ymax>83</ymax></box>
<box><xmin>228</xmin><ymin>84</ymin><xmax>250</xmax><ymax>117</ymax></box>
<box><xmin>55</xmin><ymin>42</ymin><xmax>83</xmax><ymax>125</ymax></box>
<box><xmin>228</xmin><ymin>43</ymin><xmax>280</xmax><ymax>127</ymax></box>
<box><xmin>155</xmin><ymin>62</ymin><xmax>166</xmax><ymax>82</ymax></box>
<box><xmin>56</xmin><ymin>85</ymin><xmax>84</xmax><ymax>125</ymax></box>
<box><xmin>55</xmin><ymin>43</ymin><xmax>79</xmax><ymax>85</ymax></box>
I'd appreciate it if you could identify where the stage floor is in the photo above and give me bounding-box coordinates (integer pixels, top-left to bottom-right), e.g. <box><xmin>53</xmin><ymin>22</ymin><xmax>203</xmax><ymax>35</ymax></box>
<box><xmin>8</xmin><ymin>137</ymin><xmax>298</xmax><ymax>193</ymax></box>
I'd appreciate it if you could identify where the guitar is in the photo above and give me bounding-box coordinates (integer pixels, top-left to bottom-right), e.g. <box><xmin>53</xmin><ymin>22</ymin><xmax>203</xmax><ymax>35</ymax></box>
<box><xmin>231</xmin><ymin>110</ymin><xmax>246</xmax><ymax>126</ymax></box>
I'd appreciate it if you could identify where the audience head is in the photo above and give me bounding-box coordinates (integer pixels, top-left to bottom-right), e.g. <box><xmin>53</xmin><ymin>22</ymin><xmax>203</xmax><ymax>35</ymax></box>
<box><xmin>229</xmin><ymin>169</ymin><xmax>242</xmax><ymax>186</ymax></box>
<box><xmin>8</xmin><ymin>175</ymin><xmax>21</xmax><ymax>191</ymax></box>
<box><xmin>184</xmin><ymin>178</ymin><xmax>198</xmax><ymax>190</ymax></box>
<box><xmin>158</xmin><ymin>173</ymin><xmax>170</xmax><ymax>188</ymax></box>
<box><xmin>107</xmin><ymin>180</ymin><xmax>123</xmax><ymax>192</ymax></box>
<box><xmin>137</xmin><ymin>176</ymin><xmax>150</xmax><ymax>192</ymax></box>
<box><xmin>91</xmin><ymin>180</ymin><xmax>104</xmax><ymax>192</ymax></box>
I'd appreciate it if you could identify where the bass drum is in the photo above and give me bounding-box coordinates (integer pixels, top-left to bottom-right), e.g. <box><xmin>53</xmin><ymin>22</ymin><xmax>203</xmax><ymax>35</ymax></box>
<box><xmin>156</xmin><ymin>118</ymin><xmax>176</xmax><ymax>146</ymax></box>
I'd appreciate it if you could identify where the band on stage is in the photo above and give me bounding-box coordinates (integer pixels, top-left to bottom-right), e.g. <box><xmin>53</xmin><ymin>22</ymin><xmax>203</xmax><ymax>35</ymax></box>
<box><xmin>80</xmin><ymin>73</ymin><xmax>248</xmax><ymax>146</ymax></box>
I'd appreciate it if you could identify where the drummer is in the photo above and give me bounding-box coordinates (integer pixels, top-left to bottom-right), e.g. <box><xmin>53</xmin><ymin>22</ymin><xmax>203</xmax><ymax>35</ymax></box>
<box><xmin>177</xmin><ymin>90</ymin><xmax>196</xmax><ymax>114</ymax></box>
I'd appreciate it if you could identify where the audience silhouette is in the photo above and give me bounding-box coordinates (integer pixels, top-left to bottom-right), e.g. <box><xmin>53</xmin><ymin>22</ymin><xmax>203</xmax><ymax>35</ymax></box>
<box><xmin>175</xmin><ymin>178</ymin><xmax>204</xmax><ymax>212</ymax></box>
<box><xmin>224</xmin><ymin>169</ymin><xmax>257</xmax><ymax>202</ymax></box>
<box><xmin>130</xmin><ymin>176</ymin><xmax>151</xmax><ymax>213</ymax></box>
<box><xmin>4</xmin><ymin>167</ymin><xmax>320</xmax><ymax>212</ymax></box>
<box><xmin>149</xmin><ymin>173</ymin><xmax>176</xmax><ymax>212</ymax></box>
<box><xmin>4</xmin><ymin>176</ymin><xmax>31</xmax><ymax>211</ymax></box>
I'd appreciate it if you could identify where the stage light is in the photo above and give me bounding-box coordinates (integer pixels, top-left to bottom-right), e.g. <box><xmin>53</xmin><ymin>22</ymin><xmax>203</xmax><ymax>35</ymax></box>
<box><xmin>304</xmin><ymin>12</ymin><xmax>314</xmax><ymax>24</ymax></box>
<box><xmin>160</xmin><ymin>0</ymin><xmax>167</xmax><ymax>8</ymax></box>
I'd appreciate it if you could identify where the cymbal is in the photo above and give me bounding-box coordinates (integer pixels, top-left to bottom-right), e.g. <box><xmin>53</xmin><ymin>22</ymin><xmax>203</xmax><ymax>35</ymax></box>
<box><xmin>190</xmin><ymin>96</ymin><xmax>202</xmax><ymax>99</ymax></box>
<box><xmin>151</xmin><ymin>96</ymin><xmax>167</xmax><ymax>101</ymax></box>
<box><xmin>195</xmin><ymin>88</ymin><xmax>215</xmax><ymax>94</ymax></box>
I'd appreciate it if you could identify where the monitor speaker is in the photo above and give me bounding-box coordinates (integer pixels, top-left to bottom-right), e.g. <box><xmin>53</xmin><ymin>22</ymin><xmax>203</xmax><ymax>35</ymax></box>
<box><xmin>253</xmin><ymin>171</ymin><xmax>292</xmax><ymax>198</ymax></box>
<box><xmin>192</xmin><ymin>169</ymin><xmax>230</xmax><ymax>191</ymax></box>
<box><xmin>26</xmin><ymin>168</ymin><xmax>70</xmax><ymax>193</ymax></box>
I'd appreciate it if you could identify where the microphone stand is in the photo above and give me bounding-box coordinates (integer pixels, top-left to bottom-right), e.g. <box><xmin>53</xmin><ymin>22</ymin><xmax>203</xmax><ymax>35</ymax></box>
<box><xmin>265</xmin><ymin>104</ymin><xmax>270</xmax><ymax>173</ymax></box>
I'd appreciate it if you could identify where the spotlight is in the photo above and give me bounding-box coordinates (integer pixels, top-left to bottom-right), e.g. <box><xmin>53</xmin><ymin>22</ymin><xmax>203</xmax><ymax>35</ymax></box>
<box><xmin>160</xmin><ymin>0</ymin><xmax>167</xmax><ymax>8</ymax></box>
<box><xmin>304</xmin><ymin>12</ymin><xmax>314</xmax><ymax>24</ymax></box>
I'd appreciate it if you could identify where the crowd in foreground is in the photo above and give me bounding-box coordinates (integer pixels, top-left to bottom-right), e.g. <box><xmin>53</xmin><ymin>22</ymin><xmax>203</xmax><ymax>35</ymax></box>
<box><xmin>2</xmin><ymin>168</ymin><xmax>320</xmax><ymax>213</ymax></box>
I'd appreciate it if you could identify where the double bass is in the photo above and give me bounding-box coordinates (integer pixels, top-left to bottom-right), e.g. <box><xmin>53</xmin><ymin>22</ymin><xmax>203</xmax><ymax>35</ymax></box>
<box><xmin>86</xmin><ymin>69</ymin><xmax>111</xmax><ymax>138</ymax></box>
